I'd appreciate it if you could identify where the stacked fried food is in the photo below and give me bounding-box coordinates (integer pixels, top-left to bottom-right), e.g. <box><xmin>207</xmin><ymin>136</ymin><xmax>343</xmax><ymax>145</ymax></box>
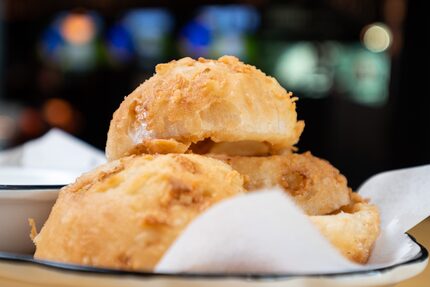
<box><xmin>34</xmin><ymin>56</ymin><xmax>380</xmax><ymax>270</ymax></box>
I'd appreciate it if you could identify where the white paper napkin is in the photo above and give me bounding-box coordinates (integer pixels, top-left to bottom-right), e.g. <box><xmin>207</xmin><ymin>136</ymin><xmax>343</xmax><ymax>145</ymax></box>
<box><xmin>156</xmin><ymin>164</ymin><xmax>430</xmax><ymax>273</ymax></box>
<box><xmin>157</xmin><ymin>190</ymin><xmax>359</xmax><ymax>273</ymax></box>
<box><xmin>0</xmin><ymin>129</ymin><xmax>106</xmax><ymax>174</ymax></box>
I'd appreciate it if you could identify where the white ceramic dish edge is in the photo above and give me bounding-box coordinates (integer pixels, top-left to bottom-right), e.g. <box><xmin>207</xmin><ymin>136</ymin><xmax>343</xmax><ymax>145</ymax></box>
<box><xmin>0</xmin><ymin>235</ymin><xmax>427</xmax><ymax>287</ymax></box>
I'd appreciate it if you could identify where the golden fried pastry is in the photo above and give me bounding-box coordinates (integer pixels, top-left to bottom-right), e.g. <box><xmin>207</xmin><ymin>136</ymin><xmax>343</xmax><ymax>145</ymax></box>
<box><xmin>35</xmin><ymin>54</ymin><xmax>380</xmax><ymax>270</ymax></box>
<box><xmin>214</xmin><ymin>153</ymin><xmax>378</xmax><ymax>263</ymax></box>
<box><xmin>33</xmin><ymin>154</ymin><xmax>245</xmax><ymax>270</ymax></box>
<box><xmin>310</xmin><ymin>193</ymin><xmax>380</xmax><ymax>264</ymax></box>
<box><xmin>212</xmin><ymin>152</ymin><xmax>351</xmax><ymax>215</ymax></box>
<box><xmin>106</xmin><ymin>56</ymin><xmax>304</xmax><ymax>160</ymax></box>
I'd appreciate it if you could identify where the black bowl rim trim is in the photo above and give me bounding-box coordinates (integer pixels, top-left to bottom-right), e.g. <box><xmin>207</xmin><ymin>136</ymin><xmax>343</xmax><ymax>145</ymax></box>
<box><xmin>0</xmin><ymin>234</ymin><xmax>427</xmax><ymax>280</ymax></box>
<box><xmin>0</xmin><ymin>185</ymin><xmax>65</xmax><ymax>190</ymax></box>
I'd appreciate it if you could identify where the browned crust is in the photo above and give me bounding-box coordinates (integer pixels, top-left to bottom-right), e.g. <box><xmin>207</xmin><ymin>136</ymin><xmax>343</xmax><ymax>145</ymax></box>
<box><xmin>106</xmin><ymin>56</ymin><xmax>304</xmax><ymax>160</ymax></box>
<box><xmin>212</xmin><ymin>152</ymin><xmax>352</xmax><ymax>215</ymax></box>
<box><xmin>33</xmin><ymin>154</ymin><xmax>245</xmax><ymax>270</ymax></box>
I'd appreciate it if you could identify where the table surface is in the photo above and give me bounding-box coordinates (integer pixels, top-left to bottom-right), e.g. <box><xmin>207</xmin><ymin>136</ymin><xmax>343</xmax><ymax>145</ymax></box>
<box><xmin>398</xmin><ymin>218</ymin><xmax>430</xmax><ymax>286</ymax></box>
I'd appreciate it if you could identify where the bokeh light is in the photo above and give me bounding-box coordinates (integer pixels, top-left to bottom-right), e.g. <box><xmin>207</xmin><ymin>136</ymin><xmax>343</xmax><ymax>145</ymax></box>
<box><xmin>180</xmin><ymin>20</ymin><xmax>212</xmax><ymax>58</ymax></box>
<box><xmin>275</xmin><ymin>42</ymin><xmax>333</xmax><ymax>98</ymax></box>
<box><xmin>39</xmin><ymin>10</ymin><xmax>101</xmax><ymax>72</ymax></box>
<box><xmin>122</xmin><ymin>8</ymin><xmax>173</xmax><ymax>68</ymax></box>
<box><xmin>180</xmin><ymin>5</ymin><xmax>259</xmax><ymax>59</ymax></box>
<box><xmin>336</xmin><ymin>45</ymin><xmax>390</xmax><ymax>106</ymax></box>
<box><xmin>42</xmin><ymin>98</ymin><xmax>74</xmax><ymax>129</ymax></box>
<box><xmin>60</xmin><ymin>13</ymin><xmax>96</xmax><ymax>45</ymax></box>
<box><xmin>106</xmin><ymin>24</ymin><xmax>134</xmax><ymax>63</ymax></box>
<box><xmin>362</xmin><ymin>23</ymin><xmax>392</xmax><ymax>53</ymax></box>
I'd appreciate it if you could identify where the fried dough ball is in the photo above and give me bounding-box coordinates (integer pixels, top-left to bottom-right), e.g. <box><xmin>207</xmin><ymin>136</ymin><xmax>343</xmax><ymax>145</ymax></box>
<box><xmin>33</xmin><ymin>154</ymin><xmax>245</xmax><ymax>270</ymax></box>
<box><xmin>311</xmin><ymin>193</ymin><xmax>380</xmax><ymax>264</ymax></box>
<box><xmin>212</xmin><ymin>152</ymin><xmax>351</xmax><ymax>215</ymax></box>
<box><xmin>106</xmin><ymin>56</ymin><xmax>304</xmax><ymax>160</ymax></box>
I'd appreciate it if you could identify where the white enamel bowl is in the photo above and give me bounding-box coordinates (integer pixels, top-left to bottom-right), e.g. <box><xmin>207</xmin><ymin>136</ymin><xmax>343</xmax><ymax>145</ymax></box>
<box><xmin>0</xmin><ymin>167</ymin><xmax>77</xmax><ymax>253</ymax></box>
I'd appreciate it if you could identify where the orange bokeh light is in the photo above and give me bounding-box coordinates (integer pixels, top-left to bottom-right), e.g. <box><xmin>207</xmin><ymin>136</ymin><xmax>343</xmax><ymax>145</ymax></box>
<box><xmin>60</xmin><ymin>13</ymin><xmax>95</xmax><ymax>45</ymax></box>
<box><xmin>42</xmin><ymin>98</ymin><xmax>74</xmax><ymax>129</ymax></box>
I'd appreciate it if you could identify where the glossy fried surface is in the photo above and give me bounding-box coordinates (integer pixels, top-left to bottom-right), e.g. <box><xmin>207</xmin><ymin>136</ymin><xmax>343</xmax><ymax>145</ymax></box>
<box><xmin>106</xmin><ymin>56</ymin><xmax>304</xmax><ymax>160</ymax></box>
<box><xmin>34</xmin><ymin>154</ymin><xmax>245</xmax><ymax>270</ymax></box>
<box><xmin>212</xmin><ymin>152</ymin><xmax>351</xmax><ymax>215</ymax></box>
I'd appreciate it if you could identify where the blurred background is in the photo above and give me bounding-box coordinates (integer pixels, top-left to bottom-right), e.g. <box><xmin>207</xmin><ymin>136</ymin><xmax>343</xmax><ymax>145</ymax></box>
<box><xmin>0</xmin><ymin>0</ymin><xmax>428</xmax><ymax>189</ymax></box>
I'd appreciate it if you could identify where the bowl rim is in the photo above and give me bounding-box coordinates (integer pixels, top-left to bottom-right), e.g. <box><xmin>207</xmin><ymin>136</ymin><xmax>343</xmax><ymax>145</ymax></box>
<box><xmin>0</xmin><ymin>185</ymin><xmax>65</xmax><ymax>190</ymax></box>
<box><xmin>0</xmin><ymin>234</ymin><xmax>427</xmax><ymax>280</ymax></box>
<box><xmin>0</xmin><ymin>166</ymin><xmax>78</xmax><ymax>189</ymax></box>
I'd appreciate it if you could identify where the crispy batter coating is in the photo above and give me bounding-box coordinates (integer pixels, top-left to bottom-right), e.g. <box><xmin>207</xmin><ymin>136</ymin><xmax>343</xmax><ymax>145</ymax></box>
<box><xmin>106</xmin><ymin>56</ymin><xmax>304</xmax><ymax>160</ymax></box>
<box><xmin>212</xmin><ymin>153</ymin><xmax>379</xmax><ymax>263</ymax></box>
<box><xmin>45</xmin><ymin>54</ymin><xmax>379</xmax><ymax>268</ymax></box>
<box><xmin>33</xmin><ymin>154</ymin><xmax>245</xmax><ymax>270</ymax></box>
<box><xmin>310</xmin><ymin>193</ymin><xmax>380</xmax><ymax>264</ymax></box>
<box><xmin>212</xmin><ymin>152</ymin><xmax>351</xmax><ymax>215</ymax></box>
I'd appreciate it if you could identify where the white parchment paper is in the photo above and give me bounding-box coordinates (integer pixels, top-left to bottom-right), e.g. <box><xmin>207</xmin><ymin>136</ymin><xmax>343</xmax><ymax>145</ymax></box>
<box><xmin>0</xmin><ymin>129</ymin><xmax>106</xmax><ymax>173</ymax></box>
<box><xmin>156</xmin><ymin>164</ymin><xmax>430</xmax><ymax>273</ymax></box>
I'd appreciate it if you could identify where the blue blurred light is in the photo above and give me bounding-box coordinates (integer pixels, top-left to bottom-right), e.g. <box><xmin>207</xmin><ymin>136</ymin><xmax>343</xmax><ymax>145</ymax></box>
<box><xmin>123</xmin><ymin>9</ymin><xmax>173</xmax><ymax>39</ymax></box>
<box><xmin>41</xmin><ymin>27</ymin><xmax>64</xmax><ymax>55</ymax></box>
<box><xmin>120</xmin><ymin>8</ymin><xmax>173</xmax><ymax>66</ymax></box>
<box><xmin>180</xmin><ymin>5</ymin><xmax>259</xmax><ymax>59</ymax></box>
<box><xmin>109</xmin><ymin>25</ymin><xmax>132</xmax><ymax>49</ymax></box>
<box><xmin>107</xmin><ymin>24</ymin><xmax>134</xmax><ymax>61</ymax></box>
<box><xmin>182</xmin><ymin>20</ymin><xmax>211</xmax><ymax>47</ymax></box>
<box><xmin>199</xmin><ymin>5</ymin><xmax>259</xmax><ymax>34</ymax></box>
